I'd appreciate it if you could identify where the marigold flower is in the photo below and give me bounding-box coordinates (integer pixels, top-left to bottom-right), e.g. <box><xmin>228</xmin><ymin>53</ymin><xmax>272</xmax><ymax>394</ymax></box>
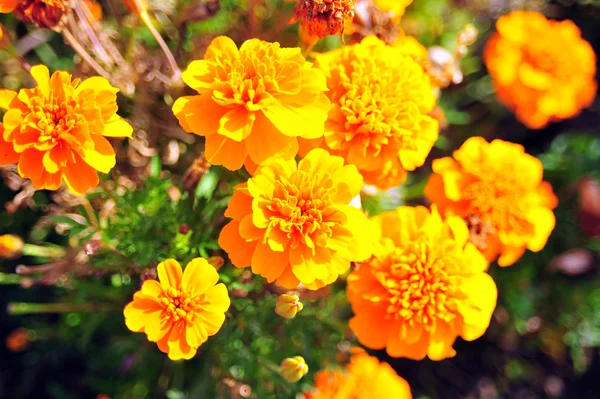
<box><xmin>280</xmin><ymin>356</ymin><xmax>309</xmax><ymax>382</ymax></box>
<box><xmin>347</xmin><ymin>206</ymin><xmax>497</xmax><ymax>360</ymax></box>
<box><xmin>0</xmin><ymin>0</ymin><xmax>67</xmax><ymax>29</ymax></box>
<box><xmin>0</xmin><ymin>65</ymin><xmax>133</xmax><ymax>194</ymax></box>
<box><xmin>124</xmin><ymin>258</ymin><xmax>230</xmax><ymax>360</ymax></box>
<box><xmin>293</xmin><ymin>0</ymin><xmax>356</xmax><ymax>39</ymax></box>
<box><xmin>275</xmin><ymin>293</ymin><xmax>304</xmax><ymax>319</ymax></box>
<box><xmin>300</xmin><ymin>36</ymin><xmax>438</xmax><ymax>189</ymax></box>
<box><xmin>303</xmin><ymin>353</ymin><xmax>411</xmax><ymax>398</ymax></box>
<box><xmin>0</xmin><ymin>234</ymin><xmax>24</xmax><ymax>259</ymax></box>
<box><xmin>173</xmin><ymin>36</ymin><xmax>330</xmax><ymax>171</ymax></box>
<box><xmin>218</xmin><ymin>148</ymin><xmax>374</xmax><ymax>290</ymax></box>
<box><xmin>484</xmin><ymin>11</ymin><xmax>597</xmax><ymax>129</ymax></box>
<box><xmin>374</xmin><ymin>0</ymin><xmax>413</xmax><ymax>24</ymax></box>
<box><xmin>425</xmin><ymin>137</ymin><xmax>558</xmax><ymax>266</ymax></box>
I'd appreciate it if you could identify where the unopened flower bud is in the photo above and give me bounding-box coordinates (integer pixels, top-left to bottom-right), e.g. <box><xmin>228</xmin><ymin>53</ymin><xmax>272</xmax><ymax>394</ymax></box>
<box><xmin>280</xmin><ymin>356</ymin><xmax>309</xmax><ymax>383</ymax></box>
<box><xmin>207</xmin><ymin>256</ymin><xmax>225</xmax><ymax>270</ymax></box>
<box><xmin>275</xmin><ymin>294</ymin><xmax>303</xmax><ymax>319</ymax></box>
<box><xmin>0</xmin><ymin>235</ymin><xmax>24</xmax><ymax>259</ymax></box>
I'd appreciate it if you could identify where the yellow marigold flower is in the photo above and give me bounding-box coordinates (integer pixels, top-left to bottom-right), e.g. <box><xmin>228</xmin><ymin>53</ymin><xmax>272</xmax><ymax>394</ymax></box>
<box><xmin>0</xmin><ymin>234</ymin><xmax>24</xmax><ymax>259</ymax></box>
<box><xmin>280</xmin><ymin>356</ymin><xmax>309</xmax><ymax>383</ymax></box>
<box><xmin>173</xmin><ymin>36</ymin><xmax>330</xmax><ymax>171</ymax></box>
<box><xmin>0</xmin><ymin>0</ymin><xmax>67</xmax><ymax>29</ymax></box>
<box><xmin>275</xmin><ymin>293</ymin><xmax>304</xmax><ymax>319</ymax></box>
<box><xmin>374</xmin><ymin>0</ymin><xmax>413</xmax><ymax>24</ymax></box>
<box><xmin>425</xmin><ymin>137</ymin><xmax>558</xmax><ymax>266</ymax></box>
<box><xmin>300</xmin><ymin>36</ymin><xmax>438</xmax><ymax>189</ymax></box>
<box><xmin>347</xmin><ymin>206</ymin><xmax>497</xmax><ymax>360</ymax></box>
<box><xmin>484</xmin><ymin>11</ymin><xmax>597</xmax><ymax>129</ymax></box>
<box><xmin>303</xmin><ymin>353</ymin><xmax>412</xmax><ymax>399</ymax></box>
<box><xmin>293</xmin><ymin>0</ymin><xmax>355</xmax><ymax>39</ymax></box>
<box><xmin>0</xmin><ymin>65</ymin><xmax>132</xmax><ymax>194</ymax></box>
<box><xmin>124</xmin><ymin>258</ymin><xmax>230</xmax><ymax>360</ymax></box>
<box><xmin>218</xmin><ymin>148</ymin><xmax>374</xmax><ymax>290</ymax></box>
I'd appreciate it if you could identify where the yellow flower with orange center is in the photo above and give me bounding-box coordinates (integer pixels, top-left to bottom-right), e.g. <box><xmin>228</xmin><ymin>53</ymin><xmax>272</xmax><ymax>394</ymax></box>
<box><xmin>124</xmin><ymin>258</ymin><xmax>230</xmax><ymax>360</ymax></box>
<box><xmin>1</xmin><ymin>0</ymin><xmax>67</xmax><ymax>29</ymax></box>
<box><xmin>0</xmin><ymin>65</ymin><xmax>133</xmax><ymax>194</ymax></box>
<box><xmin>300</xmin><ymin>36</ymin><xmax>438</xmax><ymax>189</ymax></box>
<box><xmin>303</xmin><ymin>353</ymin><xmax>412</xmax><ymax>399</ymax></box>
<box><xmin>347</xmin><ymin>206</ymin><xmax>497</xmax><ymax>360</ymax></box>
<box><xmin>218</xmin><ymin>148</ymin><xmax>374</xmax><ymax>290</ymax></box>
<box><xmin>425</xmin><ymin>137</ymin><xmax>558</xmax><ymax>266</ymax></box>
<box><xmin>173</xmin><ymin>36</ymin><xmax>330</xmax><ymax>171</ymax></box>
<box><xmin>484</xmin><ymin>11</ymin><xmax>597</xmax><ymax>129</ymax></box>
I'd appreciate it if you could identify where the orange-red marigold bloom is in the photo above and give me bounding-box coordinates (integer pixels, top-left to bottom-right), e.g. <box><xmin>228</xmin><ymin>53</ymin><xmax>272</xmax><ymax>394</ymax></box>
<box><xmin>0</xmin><ymin>65</ymin><xmax>132</xmax><ymax>194</ymax></box>
<box><xmin>124</xmin><ymin>258</ymin><xmax>230</xmax><ymax>360</ymax></box>
<box><xmin>303</xmin><ymin>353</ymin><xmax>412</xmax><ymax>399</ymax></box>
<box><xmin>300</xmin><ymin>36</ymin><xmax>438</xmax><ymax>189</ymax></box>
<box><xmin>293</xmin><ymin>0</ymin><xmax>356</xmax><ymax>39</ymax></box>
<box><xmin>173</xmin><ymin>36</ymin><xmax>330</xmax><ymax>171</ymax></box>
<box><xmin>1</xmin><ymin>0</ymin><xmax>67</xmax><ymax>29</ymax></box>
<box><xmin>347</xmin><ymin>206</ymin><xmax>497</xmax><ymax>360</ymax></box>
<box><xmin>484</xmin><ymin>11</ymin><xmax>597</xmax><ymax>129</ymax></box>
<box><xmin>218</xmin><ymin>148</ymin><xmax>374</xmax><ymax>290</ymax></box>
<box><xmin>425</xmin><ymin>137</ymin><xmax>558</xmax><ymax>266</ymax></box>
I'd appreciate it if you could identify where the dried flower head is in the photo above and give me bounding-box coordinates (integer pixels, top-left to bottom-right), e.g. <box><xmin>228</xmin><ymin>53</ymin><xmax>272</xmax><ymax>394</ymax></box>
<box><xmin>300</xmin><ymin>36</ymin><xmax>438</xmax><ymax>189</ymax></box>
<box><xmin>280</xmin><ymin>356</ymin><xmax>309</xmax><ymax>382</ymax></box>
<box><xmin>425</xmin><ymin>137</ymin><xmax>558</xmax><ymax>266</ymax></box>
<box><xmin>293</xmin><ymin>0</ymin><xmax>356</xmax><ymax>39</ymax></box>
<box><xmin>0</xmin><ymin>65</ymin><xmax>133</xmax><ymax>194</ymax></box>
<box><xmin>303</xmin><ymin>353</ymin><xmax>412</xmax><ymax>398</ymax></box>
<box><xmin>275</xmin><ymin>293</ymin><xmax>304</xmax><ymax>319</ymax></box>
<box><xmin>124</xmin><ymin>258</ymin><xmax>230</xmax><ymax>360</ymax></box>
<box><xmin>0</xmin><ymin>234</ymin><xmax>24</xmax><ymax>259</ymax></box>
<box><xmin>347</xmin><ymin>206</ymin><xmax>497</xmax><ymax>360</ymax></box>
<box><xmin>173</xmin><ymin>36</ymin><xmax>330</xmax><ymax>170</ymax></box>
<box><xmin>219</xmin><ymin>148</ymin><xmax>374</xmax><ymax>290</ymax></box>
<box><xmin>2</xmin><ymin>0</ymin><xmax>68</xmax><ymax>29</ymax></box>
<box><xmin>484</xmin><ymin>11</ymin><xmax>597</xmax><ymax>129</ymax></box>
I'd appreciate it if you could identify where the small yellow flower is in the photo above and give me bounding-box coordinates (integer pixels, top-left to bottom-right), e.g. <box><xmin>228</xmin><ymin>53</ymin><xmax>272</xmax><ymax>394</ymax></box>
<box><xmin>0</xmin><ymin>235</ymin><xmax>24</xmax><ymax>259</ymax></box>
<box><xmin>280</xmin><ymin>356</ymin><xmax>309</xmax><ymax>383</ymax></box>
<box><xmin>275</xmin><ymin>294</ymin><xmax>304</xmax><ymax>319</ymax></box>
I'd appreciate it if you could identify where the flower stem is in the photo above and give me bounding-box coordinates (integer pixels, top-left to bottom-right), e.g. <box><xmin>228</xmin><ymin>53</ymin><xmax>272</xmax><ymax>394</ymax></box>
<box><xmin>0</xmin><ymin>273</ymin><xmax>22</xmax><ymax>285</ymax></box>
<box><xmin>7</xmin><ymin>302</ymin><xmax>118</xmax><ymax>315</ymax></box>
<box><xmin>139</xmin><ymin>11</ymin><xmax>181</xmax><ymax>83</ymax></box>
<box><xmin>21</xmin><ymin>244</ymin><xmax>66</xmax><ymax>259</ymax></box>
<box><xmin>73</xmin><ymin>0</ymin><xmax>113</xmax><ymax>65</ymax></box>
<box><xmin>61</xmin><ymin>28</ymin><xmax>110</xmax><ymax>79</ymax></box>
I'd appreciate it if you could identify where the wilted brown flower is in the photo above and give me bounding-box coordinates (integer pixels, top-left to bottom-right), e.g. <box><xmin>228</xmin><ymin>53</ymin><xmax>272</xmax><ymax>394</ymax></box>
<box><xmin>293</xmin><ymin>0</ymin><xmax>356</xmax><ymax>39</ymax></box>
<box><xmin>12</xmin><ymin>0</ymin><xmax>67</xmax><ymax>29</ymax></box>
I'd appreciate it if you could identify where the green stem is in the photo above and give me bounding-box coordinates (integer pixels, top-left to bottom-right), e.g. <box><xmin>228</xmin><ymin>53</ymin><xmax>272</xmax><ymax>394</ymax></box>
<box><xmin>22</xmin><ymin>244</ymin><xmax>66</xmax><ymax>259</ymax></box>
<box><xmin>7</xmin><ymin>302</ymin><xmax>119</xmax><ymax>315</ymax></box>
<box><xmin>139</xmin><ymin>11</ymin><xmax>181</xmax><ymax>83</ymax></box>
<box><xmin>0</xmin><ymin>273</ymin><xmax>22</xmax><ymax>285</ymax></box>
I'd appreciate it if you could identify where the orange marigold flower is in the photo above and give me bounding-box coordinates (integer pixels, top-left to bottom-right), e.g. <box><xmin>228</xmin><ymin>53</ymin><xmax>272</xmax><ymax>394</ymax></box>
<box><xmin>425</xmin><ymin>137</ymin><xmax>558</xmax><ymax>266</ymax></box>
<box><xmin>124</xmin><ymin>258</ymin><xmax>230</xmax><ymax>360</ymax></box>
<box><xmin>484</xmin><ymin>11</ymin><xmax>597</xmax><ymax>129</ymax></box>
<box><xmin>347</xmin><ymin>206</ymin><xmax>497</xmax><ymax>360</ymax></box>
<box><xmin>300</xmin><ymin>36</ymin><xmax>438</xmax><ymax>189</ymax></box>
<box><xmin>0</xmin><ymin>0</ymin><xmax>67</xmax><ymax>29</ymax></box>
<box><xmin>293</xmin><ymin>0</ymin><xmax>356</xmax><ymax>39</ymax></box>
<box><xmin>0</xmin><ymin>234</ymin><xmax>24</xmax><ymax>259</ymax></box>
<box><xmin>0</xmin><ymin>65</ymin><xmax>133</xmax><ymax>194</ymax></box>
<box><xmin>218</xmin><ymin>148</ymin><xmax>374</xmax><ymax>290</ymax></box>
<box><xmin>303</xmin><ymin>353</ymin><xmax>411</xmax><ymax>399</ymax></box>
<box><xmin>173</xmin><ymin>36</ymin><xmax>330</xmax><ymax>171</ymax></box>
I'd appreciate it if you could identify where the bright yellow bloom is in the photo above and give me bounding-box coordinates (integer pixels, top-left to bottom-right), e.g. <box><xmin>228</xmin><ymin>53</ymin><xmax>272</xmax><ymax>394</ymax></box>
<box><xmin>124</xmin><ymin>258</ymin><xmax>230</xmax><ymax>360</ymax></box>
<box><xmin>280</xmin><ymin>356</ymin><xmax>309</xmax><ymax>383</ymax></box>
<box><xmin>173</xmin><ymin>36</ymin><xmax>330</xmax><ymax>171</ymax></box>
<box><xmin>218</xmin><ymin>148</ymin><xmax>374</xmax><ymax>290</ymax></box>
<box><xmin>303</xmin><ymin>353</ymin><xmax>412</xmax><ymax>399</ymax></box>
<box><xmin>300</xmin><ymin>36</ymin><xmax>438</xmax><ymax>189</ymax></box>
<box><xmin>425</xmin><ymin>137</ymin><xmax>558</xmax><ymax>266</ymax></box>
<box><xmin>484</xmin><ymin>11</ymin><xmax>597</xmax><ymax>129</ymax></box>
<box><xmin>0</xmin><ymin>65</ymin><xmax>133</xmax><ymax>194</ymax></box>
<box><xmin>347</xmin><ymin>206</ymin><xmax>497</xmax><ymax>360</ymax></box>
<box><xmin>374</xmin><ymin>0</ymin><xmax>413</xmax><ymax>24</ymax></box>
<box><xmin>275</xmin><ymin>293</ymin><xmax>304</xmax><ymax>319</ymax></box>
<box><xmin>0</xmin><ymin>234</ymin><xmax>24</xmax><ymax>259</ymax></box>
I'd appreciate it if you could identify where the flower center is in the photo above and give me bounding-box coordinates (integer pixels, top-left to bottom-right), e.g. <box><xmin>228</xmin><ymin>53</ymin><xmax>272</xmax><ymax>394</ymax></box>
<box><xmin>24</xmin><ymin>95</ymin><xmax>83</xmax><ymax>146</ymax></box>
<box><xmin>159</xmin><ymin>287</ymin><xmax>209</xmax><ymax>324</ymax></box>
<box><xmin>376</xmin><ymin>239</ymin><xmax>461</xmax><ymax>330</ymax></box>
<box><xmin>265</xmin><ymin>170</ymin><xmax>343</xmax><ymax>249</ymax></box>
